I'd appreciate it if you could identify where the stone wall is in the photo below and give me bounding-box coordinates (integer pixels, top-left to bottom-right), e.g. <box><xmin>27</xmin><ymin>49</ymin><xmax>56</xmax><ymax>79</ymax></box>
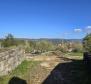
<box><xmin>0</xmin><ymin>47</ymin><xmax>25</xmax><ymax>76</ymax></box>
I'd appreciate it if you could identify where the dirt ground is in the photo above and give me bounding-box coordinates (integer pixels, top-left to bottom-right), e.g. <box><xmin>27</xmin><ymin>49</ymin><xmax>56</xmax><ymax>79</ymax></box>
<box><xmin>28</xmin><ymin>56</ymin><xmax>60</xmax><ymax>84</ymax></box>
<box><xmin>27</xmin><ymin>54</ymin><xmax>85</xmax><ymax>84</ymax></box>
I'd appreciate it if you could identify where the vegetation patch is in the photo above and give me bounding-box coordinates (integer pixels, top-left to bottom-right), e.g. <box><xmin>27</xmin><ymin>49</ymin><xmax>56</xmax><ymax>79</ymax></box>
<box><xmin>67</xmin><ymin>52</ymin><xmax>83</xmax><ymax>56</ymax></box>
<box><xmin>0</xmin><ymin>60</ymin><xmax>40</xmax><ymax>84</ymax></box>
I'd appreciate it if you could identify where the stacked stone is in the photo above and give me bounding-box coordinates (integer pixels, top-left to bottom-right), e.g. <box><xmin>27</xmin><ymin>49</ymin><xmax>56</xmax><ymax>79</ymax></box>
<box><xmin>0</xmin><ymin>47</ymin><xmax>25</xmax><ymax>76</ymax></box>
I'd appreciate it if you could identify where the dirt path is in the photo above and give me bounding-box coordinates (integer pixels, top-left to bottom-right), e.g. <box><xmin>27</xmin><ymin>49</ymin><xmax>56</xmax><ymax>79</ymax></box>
<box><xmin>28</xmin><ymin>55</ymin><xmax>73</xmax><ymax>84</ymax></box>
<box><xmin>27</xmin><ymin>54</ymin><xmax>88</xmax><ymax>84</ymax></box>
<box><xmin>28</xmin><ymin>56</ymin><xmax>59</xmax><ymax>84</ymax></box>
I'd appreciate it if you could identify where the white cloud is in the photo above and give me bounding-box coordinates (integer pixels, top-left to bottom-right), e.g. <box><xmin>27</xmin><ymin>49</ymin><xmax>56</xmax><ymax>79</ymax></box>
<box><xmin>74</xmin><ymin>28</ymin><xmax>82</xmax><ymax>32</ymax></box>
<box><xmin>86</xmin><ymin>26</ymin><xmax>91</xmax><ymax>29</ymax></box>
<box><xmin>85</xmin><ymin>26</ymin><xmax>91</xmax><ymax>33</ymax></box>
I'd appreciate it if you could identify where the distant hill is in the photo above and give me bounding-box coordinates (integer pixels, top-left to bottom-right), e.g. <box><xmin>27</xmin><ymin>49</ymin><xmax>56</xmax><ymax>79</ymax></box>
<box><xmin>15</xmin><ymin>38</ymin><xmax>82</xmax><ymax>44</ymax></box>
<box><xmin>0</xmin><ymin>38</ymin><xmax>82</xmax><ymax>45</ymax></box>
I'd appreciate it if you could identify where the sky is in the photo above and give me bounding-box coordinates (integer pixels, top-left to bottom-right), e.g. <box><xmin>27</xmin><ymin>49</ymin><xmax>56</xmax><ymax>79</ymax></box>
<box><xmin>0</xmin><ymin>0</ymin><xmax>91</xmax><ymax>39</ymax></box>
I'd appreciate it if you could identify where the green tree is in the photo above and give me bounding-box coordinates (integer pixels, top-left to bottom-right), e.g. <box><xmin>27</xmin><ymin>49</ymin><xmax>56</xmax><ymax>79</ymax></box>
<box><xmin>29</xmin><ymin>41</ymin><xmax>36</xmax><ymax>51</ymax></box>
<box><xmin>35</xmin><ymin>40</ymin><xmax>55</xmax><ymax>52</ymax></box>
<box><xmin>1</xmin><ymin>34</ymin><xmax>16</xmax><ymax>47</ymax></box>
<box><xmin>25</xmin><ymin>40</ymin><xmax>36</xmax><ymax>52</ymax></box>
<box><xmin>83</xmin><ymin>34</ymin><xmax>91</xmax><ymax>53</ymax></box>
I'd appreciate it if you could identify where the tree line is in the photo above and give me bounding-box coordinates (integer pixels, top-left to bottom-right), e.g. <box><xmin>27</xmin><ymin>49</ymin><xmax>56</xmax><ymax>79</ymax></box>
<box><xmin>0</xmin><ymin>34</ymin><xmax>84</xmax><ymax>54</ymax></box>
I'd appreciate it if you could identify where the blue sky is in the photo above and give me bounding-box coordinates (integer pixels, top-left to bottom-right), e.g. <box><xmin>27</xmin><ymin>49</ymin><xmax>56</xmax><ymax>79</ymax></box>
<box><xmin>0</xmin><ymin>0</ymin><xmax>91</xmax><ymax>39</ymax></box>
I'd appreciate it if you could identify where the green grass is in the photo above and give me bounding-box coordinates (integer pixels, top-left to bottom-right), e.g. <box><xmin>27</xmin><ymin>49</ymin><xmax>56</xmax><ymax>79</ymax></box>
<box><xmin>67</xmin><ymin>52</ymin><xmax>83</xmax><ymax>56</ymax></box>
<box><xmin>0</xmin><ymin>60</ymin><xmax>40</xmax><ymax>84</ymax></box>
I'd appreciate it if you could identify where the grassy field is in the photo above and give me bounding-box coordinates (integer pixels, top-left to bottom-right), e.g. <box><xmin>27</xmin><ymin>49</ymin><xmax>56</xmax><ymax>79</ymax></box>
<box><xmin>0</xmin><ymin>60</ymin><xmax>40</xmax><ymax>84</ymax></box>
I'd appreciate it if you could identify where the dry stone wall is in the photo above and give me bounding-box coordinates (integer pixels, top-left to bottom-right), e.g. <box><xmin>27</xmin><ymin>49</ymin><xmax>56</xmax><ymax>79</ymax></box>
<box><xmin>0</xmin><ymin>47</ymin><xmax>25</xmax><ymax>76</ymax></box>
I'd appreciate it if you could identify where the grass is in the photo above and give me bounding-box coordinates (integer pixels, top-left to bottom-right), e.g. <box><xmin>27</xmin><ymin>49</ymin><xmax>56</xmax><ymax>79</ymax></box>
<box><xmin>0</xmin><ymin>60</ymin><xmax>40</xmax><ymax>84</ymax></box>
<box><xmin>67</xmin><ymin>52</ymin><xmax>83</xmax><ymax>56</ymax></box>
<box><xmin>64</xmin><ymin>52</ymin><xmax>83</xmax><ymax>60</ymax></box>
